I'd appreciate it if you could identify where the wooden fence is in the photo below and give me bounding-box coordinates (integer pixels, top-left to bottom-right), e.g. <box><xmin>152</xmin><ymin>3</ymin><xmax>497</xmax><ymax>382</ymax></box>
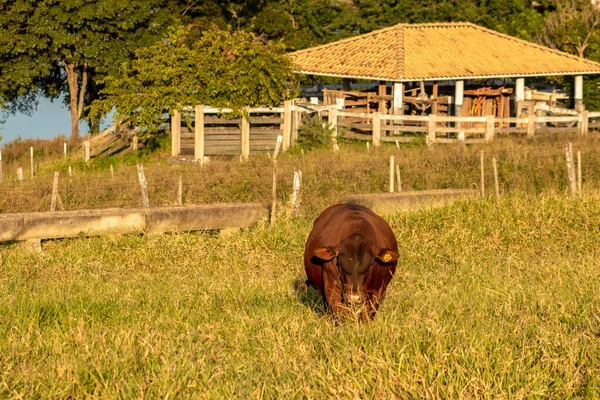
<box><xmin>170</xmin><ymin>100</ymin><xmax>600</xmax><ymax>159</ymax></box>
<box><xmin>334</xmin><ymin>109</ymin><xmax>599</xmax><ymax>145</ymax></box>
<box><xmin>171</xmin><ymin>101</ymin><xmax>311</xmax><ymax>160</ymax></box>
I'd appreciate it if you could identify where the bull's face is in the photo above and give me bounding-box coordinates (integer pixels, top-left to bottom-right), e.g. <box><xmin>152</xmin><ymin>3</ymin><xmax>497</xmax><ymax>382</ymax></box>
<box><xmin>314</xmin><ymin>233</ymin><xmax>398</xmax><ymax>305</ymax></box>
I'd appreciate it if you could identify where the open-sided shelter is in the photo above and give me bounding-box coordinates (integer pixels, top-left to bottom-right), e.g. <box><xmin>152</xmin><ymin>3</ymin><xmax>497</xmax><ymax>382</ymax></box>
<box><xmin>289</xmin><ymin>22</ymin><xmax>600</xmax><ymax>117</ymax></box>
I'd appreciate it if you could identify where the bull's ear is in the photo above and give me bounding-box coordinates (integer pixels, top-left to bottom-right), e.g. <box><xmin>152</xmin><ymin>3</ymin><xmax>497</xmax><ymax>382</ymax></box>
<box><xmin>314</xmin><ymin>246</ymin><xmax>338</xmax><ymax>261</ymax></box>
<box><xmin>376</xmin><ymin>249</ymin><xmax>399</xmax><ymax>264</ymax></box>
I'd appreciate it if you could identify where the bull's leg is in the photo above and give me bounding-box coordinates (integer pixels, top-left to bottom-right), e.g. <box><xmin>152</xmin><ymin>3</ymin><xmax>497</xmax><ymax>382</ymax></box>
<box><xmin>323</xmin><ymin>278</ymin><xmax>344</xmax><ymax>319</ymax></box>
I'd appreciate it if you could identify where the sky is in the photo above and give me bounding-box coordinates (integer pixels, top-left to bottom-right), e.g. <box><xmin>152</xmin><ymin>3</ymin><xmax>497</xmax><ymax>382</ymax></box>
<box><xmin>0</xmin><ymin>96</ymin><xmax>112</xmax><ymax>146</ymax></box>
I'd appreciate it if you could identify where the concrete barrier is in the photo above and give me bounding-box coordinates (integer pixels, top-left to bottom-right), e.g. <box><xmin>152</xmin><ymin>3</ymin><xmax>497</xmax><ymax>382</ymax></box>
<box><xmin>0</xmin><ymin>203</ymin><xmax>267</xmax><ymax>242</ymax></box>
<box><xmin>344</xmin><ymin>189</ymin><xmax>478</xmax><ymax>212</ymax></box>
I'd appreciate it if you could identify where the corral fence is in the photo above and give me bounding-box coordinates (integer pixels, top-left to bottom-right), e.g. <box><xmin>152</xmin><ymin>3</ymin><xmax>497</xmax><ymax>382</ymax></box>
<box><xmin>169</xmin><ymin>99</ymin><xmax>600</xmax><ymax>161</ymax></box>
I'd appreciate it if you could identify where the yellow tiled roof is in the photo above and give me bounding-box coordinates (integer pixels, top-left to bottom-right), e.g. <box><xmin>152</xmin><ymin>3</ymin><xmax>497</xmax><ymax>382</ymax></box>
<box><xmin>288</xmin><ymin>22</ymin><xmax>600</xmax><ymax>81</ymax></box>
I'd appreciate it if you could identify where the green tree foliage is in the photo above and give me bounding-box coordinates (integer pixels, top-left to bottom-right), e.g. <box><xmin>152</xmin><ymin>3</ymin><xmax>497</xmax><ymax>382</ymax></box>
<box><xmin>0</xmin><ymin>0</ymin><xmax>170</xmax><ymax>140</ymax></box>
<box><xmin>89</xmin><ymin>26</ymin><xmax>298</xmax><ymax>136</ymax></box>
<box><xmin>348</xmin><ymin>0</ymin><xmax>546</xmax><ymax>38</ymax></box>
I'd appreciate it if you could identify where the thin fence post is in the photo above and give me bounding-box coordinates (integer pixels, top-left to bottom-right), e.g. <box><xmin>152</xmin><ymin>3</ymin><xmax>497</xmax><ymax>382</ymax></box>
<box><xmin>17</xmin><ymin>167</ymin><xmax>23</xmax><ymax>182</ymax></box>
<box><xmin>30</xmin><ymin>147</ymin><xmax>34</xmax><ymax>179</ymax></box>
<box><xmin>328</xmin><ymin>105</ymin><xmax>339</xmax><ymax>151</ymax></box>
<box><xmin>480</xmin><ymin>151</ymin><xmax>485</xmax><ymax>197</ymax></box>
<box><xmin>241</xmin><ymin>107</ymin><xmax>250</xmax><ymax>161</ymax></box>
<box><xmin>566</xmin><ymin>143</ymin><xmax>576</xmax><ymax>195</ymax></box>
<box><xmin>485</xmin><ymin>115</ymin><xmax>495</xmax><ymax>142</ymax></box>
<box><xmin>395</xmin><ymin>164</ymin><xmax>402</xmax><ymax>192</ymax></box>
<box><xmin>282</xmin><ymin>100</ymin><xmax>292</xmax><ymax>151</ymax></box>
<box><xmin>83</xmin><ymin>141</ymin><xmax>90</xmax><ymax>163</ymax></box>
<box><xmin>581</xmin><ymin>110</ymin><xmax>589</xmax><ymax>136</ymax></box>
<box><xmin>389</xmin><ymin>156</ymin><xmax>394</xmax><ymax>193</ymax></box>
<box><xmin>171</xmin><ymin>110</ymin><xmax>181</xmax><ymax>157</ymax></box>
<box><xmin>177</xmin><ymin>175</ymin><xmax>183</xmax><ymax>206</ymax></box>
<box><xmin>110</xmin><ymin>165</ymin><xmax>114</xmax><ymax>178</ymax></box>
<box><xmin>372</xmin><ymin>112</ymin><xmax>381</xmax><ymax>147</ymax></box>
<box><xmin>50</xmin><ymin>171</ymin><xmax>64</xmax><ymax>212</ymax></box>
<box><xmin>492</xmin><ymin>157</ymin><xmax>500</xmax><ymax>200</ymax></box>
<box><xmin>289</xmin><ymin>170</ymin><xmax>302</xmax><ymax>216</ymax></box>
<box><xmin>63</xmin><ymin>143</ymin><xmax>67</xmax><ymax>162</ymax></box>
<box><xmin>577</xmin><ymin>150</ymin><xmax>582</xmax><ymax>194</ymax></box>
<box><xmin>195</xmin><ymin>105</ymin><xmax>205</xmax><ymax>162</ymax></box>
<box><xmin>427</xmin><ymin>115</ymin><xmax>436</xmax><ymax>146</ymax></box>
<box><xmin>137</xmin><ymin>163</ymin><xmax>150</xmax><ymax>208</ymax></box>
<box><xmin>527</xmin><ymin>114</ymin><xmax>536</xmax><ymax>138</ymax></box>
<box><xmin>271</xmin><ymin>135</ymin><xmax>283</xmax><ymax>227</ymax></box>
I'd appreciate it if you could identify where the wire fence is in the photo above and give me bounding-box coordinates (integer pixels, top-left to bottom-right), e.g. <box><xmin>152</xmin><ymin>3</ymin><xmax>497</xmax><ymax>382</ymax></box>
<box><xmin>1</xmin><ymin>139</ymin><xmax>600</xmax><ymax>216</ymax></box>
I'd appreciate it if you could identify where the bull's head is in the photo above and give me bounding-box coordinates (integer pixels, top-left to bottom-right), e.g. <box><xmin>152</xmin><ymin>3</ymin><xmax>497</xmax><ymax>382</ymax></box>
<box><xmin>313</xmin><ymin>233</ymin><xmax>398</xmax><ymax>305</ymax></box>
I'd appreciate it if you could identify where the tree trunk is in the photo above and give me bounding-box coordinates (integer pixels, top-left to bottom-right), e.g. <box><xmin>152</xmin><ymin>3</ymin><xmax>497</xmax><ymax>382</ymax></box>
<box><xmin>62</xmin><ymin>61</ymin><xmax>87</xmax><ymax>142</ymax></box>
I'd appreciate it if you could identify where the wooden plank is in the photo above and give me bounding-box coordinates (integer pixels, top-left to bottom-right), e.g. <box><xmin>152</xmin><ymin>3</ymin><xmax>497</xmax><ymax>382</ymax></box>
<box><xmin>241</xmin><ymin>108</ymin><xmax>250</xmax><ymax>160</ymax></box>
<box><xmin>195</xmin><ymin>105</ymin><xmax>204</xmax><ymax>160</ymax></box>
<box><xmin>171</xmin><ymin>110</ymin><xmax>181</xmax><ymax>157</ymax></box>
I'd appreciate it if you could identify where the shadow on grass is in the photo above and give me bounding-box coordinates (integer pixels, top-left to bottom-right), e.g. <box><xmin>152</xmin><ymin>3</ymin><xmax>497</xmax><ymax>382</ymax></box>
<box><xmin>293</xmin><ymin>278</ymin><xmax>328</xmax><ymax>317</ymax></box>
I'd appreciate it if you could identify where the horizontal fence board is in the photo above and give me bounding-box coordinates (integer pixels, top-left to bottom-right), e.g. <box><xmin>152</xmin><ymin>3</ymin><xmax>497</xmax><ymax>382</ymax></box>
<box><xmin>536</xmin><ymin>116</ymin><xmax>579</xmax><ymax>123</ymax></box>
<box><xmin>384</xmin><ymin>125</ymin><xmax>427</xmax><ymax>133</ymax></box>
<box><xmin>434</xmin><ymin>127</ymin><xmax>486</xmax><ymax>134</ymax></box>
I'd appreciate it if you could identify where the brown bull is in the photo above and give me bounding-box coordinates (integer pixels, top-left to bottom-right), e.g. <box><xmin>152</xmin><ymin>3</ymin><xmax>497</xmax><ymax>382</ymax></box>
<box><xmin>303</xmin><ymin>203</ymin><xmax>398</xmax><ymax>320</ymax></box>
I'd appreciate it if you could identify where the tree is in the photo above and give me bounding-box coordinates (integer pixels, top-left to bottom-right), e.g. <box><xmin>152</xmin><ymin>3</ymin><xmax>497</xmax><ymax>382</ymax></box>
<box><xmin>89</xmin><ymin>26</ymin><xmax>298</xmax><ymax>135</ymax></box>
<box><xmin>535</xmin><ymin>0</ymin><xmax>600</xmax><ymax>58</ymax></box>
<box><xmin>0</xmin><ymin>0</ymin><xmax>171</xmax><ymax>141</ymax></box>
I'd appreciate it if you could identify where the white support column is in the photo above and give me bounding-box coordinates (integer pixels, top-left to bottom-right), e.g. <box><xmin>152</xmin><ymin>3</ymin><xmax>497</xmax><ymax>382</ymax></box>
<box><xmin>575</xmin><ymin>75</ymin><xmax>584</xmax><ymax>111</ymax></box>
<box><xmin>454</xmin><ymin>80</ymin><xmax>464</xmax><ymax>116</ymax></box>
<box><xmin>455</xmin><ymin>80</ymin><xmax>465</xmax><ymax>141</ymax></box>
<box><xmin>393</xmin><ymin>82</ymin><xmax>404</xmax><ymax>115</ymax></box>
<box><xmin>515</xmin><ymin>78</ymin><xmax>525</xmax><ymax>102</ymax></box>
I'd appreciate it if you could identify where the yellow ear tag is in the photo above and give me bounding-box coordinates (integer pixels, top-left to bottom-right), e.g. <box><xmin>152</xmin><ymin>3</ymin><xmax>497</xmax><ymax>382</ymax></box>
<box><xmin>382</xmin><ymin>253</ymin><xmax>392</xmax><ymax>262</ymax></box>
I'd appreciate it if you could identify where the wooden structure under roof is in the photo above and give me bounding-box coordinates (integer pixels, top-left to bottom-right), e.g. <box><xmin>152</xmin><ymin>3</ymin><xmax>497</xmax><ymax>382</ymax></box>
<box><xmin>289</xmin><ymin>22</ymin><xmax>600</xmax><ymax>119</ymax></box>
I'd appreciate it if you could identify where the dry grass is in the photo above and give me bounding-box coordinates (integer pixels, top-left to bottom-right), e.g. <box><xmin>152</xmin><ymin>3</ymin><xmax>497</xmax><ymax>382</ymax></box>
<box><xmin>1</xmin><ymin>194</ymin><xmax>600</xmax><ymax>397</ymax></box>
<box><xmin>2</xmin><ymin>133</ymin><xmax>600</xmax><ymax>216</ymax></box>
<box><xmin>2</xmin><ymin>134</ymin><xmax>600</xmax><ymax>397</ymax></box>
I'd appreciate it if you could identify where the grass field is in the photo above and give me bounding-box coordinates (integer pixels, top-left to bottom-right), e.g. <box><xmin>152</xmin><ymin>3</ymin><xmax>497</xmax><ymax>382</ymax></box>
<box><xmin>2</xmin><ymin>192</ymin><xmax>600</xmax><ymax>398</ymax></box>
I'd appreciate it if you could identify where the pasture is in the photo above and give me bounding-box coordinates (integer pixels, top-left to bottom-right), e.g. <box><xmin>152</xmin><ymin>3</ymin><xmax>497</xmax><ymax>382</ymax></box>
<box><xmin>2</xmin><ymin>194</ymin><xmax>600</xmax><ymax>397</ymax></box>
<box><xmin>1</xmin><ymin>136</ymin><xmax>600</xmax><ymax>397</ymax></box>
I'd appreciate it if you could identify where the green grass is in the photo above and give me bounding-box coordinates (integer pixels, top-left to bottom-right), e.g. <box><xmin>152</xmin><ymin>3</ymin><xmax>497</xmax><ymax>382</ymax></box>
<box><xmin>2</xmin><ymin>194</ymin><xmax>600</xmax><ymax>397</ymax></box>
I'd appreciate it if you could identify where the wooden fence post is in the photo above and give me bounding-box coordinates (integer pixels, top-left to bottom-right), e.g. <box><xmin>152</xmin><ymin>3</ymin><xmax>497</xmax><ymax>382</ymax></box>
<box><xmin>137</xmin><ymin>163</ymin><xmax>150</xmax><ymax>208</ymax></box>
<box><xmin>271</xmin><ymin>135</ymin><xmax>283</xmax><ymax>227</ymax></box>
<box><xmin>427</xmin><ymin>115</ymin><xmax>437</xmax><ymax>146</ymax></box>
<box><xmin>389</xmin><ymin>156</ymin><xmax>395</xmax><ymax>193</ymax></box>
<box><xmin>50</xmin><ymin>171</ymin><xmax>64</xmax><ymax>212</ymax></box>
<box><xmin>395</xmin><ymin>165</ymin><xmax>402</xmax><ymax>192</ymax></box>
<box><xmin>83</xmin><ymin>141</ymin><xmax>91</xmax><ymax>163</ymax></box>
<box><xmin>30</xmin><ymin>147</ymin><xmax>34</xmax><ymax>178</ymax></box>
<box><xmin>527</xmin><ymin>114</ymin><xmax>536</xmax><ymax>138</ymax></box>
<box><xmin>289</xmin><ymin>170</ymin><xmax>302</xmax><ymax>216</ymax></box>
<box><xmin>372</xmin><ymin>112</ymin><xmax>381</xmax><ymax>147</ymax></box>
<box><xmin>63</xmin><ymin>143</ymin><xmax>67</xmax><ymax>162</ymax></box>
<box><xmin>282</xmin><ymin>100</ymin><xmax>292</xmax><ymax>151</ymax></box>
<box><xmin>195</xmin><ymin>105</ymin><xmax>205</xmax><ymax>162</ymax></box>
<box><xmin>17</xmin><ymin>167</ymin><xmax>23</xmax><ymax>182</ymax></box>
<box><xmin>241</xmin><ymin>107</ymin><xmax>251</xmax><ymax>161</ymax></box>
<box><xmin>566</xmin><ymin>143</ymin><xmax>576</xmax><ymax>195</ymax></box>
<box><xmin>177</xmin><ymin>175</ymin><xmax>183</xmax><ymax>206</ymax></box>
<box><xmin>171</xmin><ymin>110</ymin><xmax>181</xmax><ymax>157</ymax></box>
<box><xmin>292</xmin><ymin>106</ymin><xmax>301</xmax><ymax>147</ymax></box>
<box><xmin>480</xmin><ymin>151</ymin><xmax>485</xmax><ymax>197</ymax></box>
<box><xmin>492</xmin><ymin>157</ymin><xmax>500</xmax><ymax>199</ymax></box>
<box><xmin>485</xmin><ymin>115</ymin><xmax>495</xmax><ymax>142</ymax></box>
<box><xmin>577</xmin><ymin>150</ymin><xmax>582</xmax><ymax>194</ymax></box>
<box><xmin>328</xmin><ymin>105</ymin><xmax>339</xmax><ymax>151</ymax></box>
<box><xmin>578</xmin><ymin>111</ymin><xmax>589</xmax><ymax>136</ymax></box>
